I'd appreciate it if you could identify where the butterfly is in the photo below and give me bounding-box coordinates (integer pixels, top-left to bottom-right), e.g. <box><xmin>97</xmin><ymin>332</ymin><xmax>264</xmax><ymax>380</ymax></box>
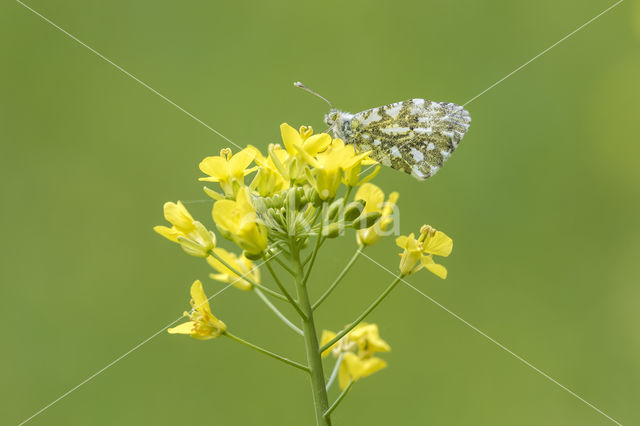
<box><xmin>295</xmin><ymin>83</ymin><xmax>471</xmax><ymax>181</ymax></box>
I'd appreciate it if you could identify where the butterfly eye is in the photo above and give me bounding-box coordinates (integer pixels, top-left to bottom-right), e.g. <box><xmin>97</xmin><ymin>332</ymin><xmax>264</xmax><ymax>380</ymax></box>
<box><xmin>324</xmin><ymin>111</ymin><xmax>338</xmax><ymax>126</ymax></box>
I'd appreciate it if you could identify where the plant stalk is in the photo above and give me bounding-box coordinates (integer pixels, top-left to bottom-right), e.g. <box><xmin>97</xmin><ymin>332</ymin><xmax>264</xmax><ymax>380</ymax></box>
<box><xmin>291</xmin><ymin>238</ymin><xmax>332</xmax><ymax>426</ymax></box>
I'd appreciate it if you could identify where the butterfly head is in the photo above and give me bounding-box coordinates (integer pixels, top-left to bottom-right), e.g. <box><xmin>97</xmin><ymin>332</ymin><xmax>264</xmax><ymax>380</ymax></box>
<box><xmin>324</xmin><ymin>109</ymin><xmax>340</xmax><ymax>127</ymax></box>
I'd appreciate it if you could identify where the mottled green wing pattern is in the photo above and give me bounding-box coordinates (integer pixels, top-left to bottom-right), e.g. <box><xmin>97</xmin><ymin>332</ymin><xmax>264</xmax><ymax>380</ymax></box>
<box><xmin>337</xmin><ymin>99</ymin><xmax>471</xmax><ymax>180</ymax></box>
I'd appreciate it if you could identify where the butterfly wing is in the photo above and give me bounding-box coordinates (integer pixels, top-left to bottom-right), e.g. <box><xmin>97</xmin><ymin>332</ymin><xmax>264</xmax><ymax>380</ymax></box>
<box><xmin>342</xmin><ymin>99</ymin><xmax>471</xmax><ymax>180</ymax></box>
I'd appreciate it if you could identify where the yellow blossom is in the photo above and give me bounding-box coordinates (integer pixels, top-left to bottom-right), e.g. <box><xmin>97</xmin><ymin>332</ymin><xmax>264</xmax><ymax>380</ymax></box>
<box><xmin>154</xmin><ymin>201</ymin><xmax>215</xmax><ymax>257</ymax></box>
<box><xmin>206</xmin><ymin>247</ymin><xmax>259</xmax><ymax>291</ymax></box>
<box><xmin>342</xmin><ymin>153</ymin><xmax>380</xmax><ymax>187</ymax></box>
<box><xmin>199</xmin><ymin>147</ymin><xmax>258</xmax><ymax>199</ymax></box>
<box><xmin>249</xmin><ymin>145</ymin><xmax>290</xmax><ymax>197</ymax></box>
<box><xmin>355</xmin><ymin>183</ymin><xmax>399</xmax><ymax>246</ymax></box>
<box><xmin>396</xmin><ymin>225</ymin><xmax>452</xmax><ymax>278</ymax></box>
<box><xmin>347</xmin><ymin>323</ymin><xmax>391</xmax><ymax>357</ymax></box>
<box><xmin>300</xmin><ymin>139</ymin><xmax>370</xmax><ymax>200</ymax></box>
<box><xmin>212</xmin><ymin>186</ymin><xmax>268</xmax><ymax>256</ymax></box>
<box><xmin>339</xmin><ymin>353</ymin><xmax>387</xmax><ymax>390</ymax></box>
<box><xmin>279</xmin><ymin>123</ymin><xmax>331</xmax><ymax>181</ymax></box>
<box><xmin>320</xmin><ymin>323</ymin><xmax>390</xmax><ymax>389</ymax></box>
<box><xmin>168</xmin><ymin>280</ymin><xmax>226</xmax><ymax>340</ymax></box>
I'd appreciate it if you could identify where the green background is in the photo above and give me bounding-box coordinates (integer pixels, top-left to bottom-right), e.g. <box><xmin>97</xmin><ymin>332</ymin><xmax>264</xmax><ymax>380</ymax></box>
<box><xmin>2</xmin><ymin>0</ymin><xmax>639</xmax><ymax>425</ymax></box>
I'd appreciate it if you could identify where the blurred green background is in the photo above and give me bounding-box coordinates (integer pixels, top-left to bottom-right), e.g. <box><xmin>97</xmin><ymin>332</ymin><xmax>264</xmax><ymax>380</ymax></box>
<box><xmin>2</xmin><ymin>0</ymin><xmax>639</xmax><ymax>424</ymax></box>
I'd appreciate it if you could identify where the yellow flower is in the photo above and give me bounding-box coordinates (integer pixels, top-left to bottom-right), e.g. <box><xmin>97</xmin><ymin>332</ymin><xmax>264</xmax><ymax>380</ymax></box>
<box><xmin>168</xmin><ymin>280</ymin><xmax>227</xmax><ymax>340</ymax></box>
<box><xmin>396</xmin><ymin>225</ymin><xmax>452</xmax><ymax>278</ymax></box>
<box><xmin>342</xmin><ymin>153</ymin><xmax>380</xmax><ymax>187</ymax></box>
<box><xmin>199</xmin><ymin>147</ymin><xmax>258</xmax><ymax>199</ymax></box>
<box><xmin>279</xmin><ymin>123</ymin><xmax>331</xmax><ymax>181</ymax></box>
<box><xmin>320</xmin><ymin>323</ymin><xmax>390</xmax><ymax>389</ymax></box>
<box><xmin>212</xmin><ymin>186</ymin><xmax>268</xmax><ymax>256</ymax></box>
<box><xmin>154</xmin><ymin>201</ymin><xmax>216</xmax><ymax>257</ymax></box>
<box><xmin>347</xmin><ymin>323</ymin><xmax>391</xmax><ymax>358</ymax></box>
<box><xmin>300</xmin><ymin>139</ymin><xmax>370</xmax><ymax>200</ymax></box>
<box><xmin>206</xmin><ymin>247</ymin><xmax>259</xmax><ymax>291</ymax></box>
<box><xmin>339</xmin><ymin>353</ymin><xmax>387</xmax><ymax>390</ymax></box>
<box><xmin>355</xmin><ymin>183</ymin><xmax>399</xmax><ymax>246</ymax></box>
<box><xmin>249</xmin><ymin>145</ymin><xmax>290</xmax><ymax>197</ymax></box>
<box><xmin>280</xmin><ymin>123</ymin><xmax>330</xmax><ymax>158</ymax></box>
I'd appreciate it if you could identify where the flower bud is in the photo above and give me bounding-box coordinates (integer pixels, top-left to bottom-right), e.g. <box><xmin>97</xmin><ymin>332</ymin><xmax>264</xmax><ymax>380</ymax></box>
<box><xmin>398</xmin><ymin>247</ymin><xmax>422</xmax><ymax>275</ymax></box>
<box><xmin>351</xmin><ymin>212</ymin><xmax>382</xmax><ymax>229</ymax></box>
<box><xmin>271</xmin><ymin>192</ymin><xmax>284</xmax><ymax>208</ymax></box>
<box><xmin>286</xmin><ymin>188</ymin><xmax>299</xmax><ymax>210</ymax></box>
<box><xmin>216</xmin><ymin>225</ymin><xmax>234</xmax><ymax>241</ymax></box>
<box><xmin>343</xmin><ymin>199</ymin><xmax>366</xmax><ymax>222</ymax></box>
<box><xmin>295</xmin><ymin>187</ymin><xmax>307</xmax><ymax>204</ymax></box>
<box><xmin>304</xmin><ymin>186</ymin><xmax>316</xmax><ymax>202</ymax></box>
<box><xmin>324</xmin><ymin>222</ymin><xmax>342</xmax><ymax>238</ymax></box>
<box><xmin>310</xmin><ymin>190</ymin><xmax>323</xmax><ymax>207</ymax></box>
<box><xmin>243</xmin><ymin>250</ymin><xmax>265</xmax><ymax>261</ymax></box>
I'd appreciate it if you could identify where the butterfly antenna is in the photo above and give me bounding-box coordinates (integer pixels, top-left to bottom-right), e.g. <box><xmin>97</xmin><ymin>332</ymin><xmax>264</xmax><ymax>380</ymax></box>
<box><xmin>293</xmin><ymin>82</ymin><xmax>333</xmax><ymax>108</ymax></box>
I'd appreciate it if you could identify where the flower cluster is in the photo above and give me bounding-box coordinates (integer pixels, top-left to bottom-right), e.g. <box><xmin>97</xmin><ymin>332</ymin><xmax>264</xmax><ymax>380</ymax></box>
<box><xmin>321</xmin><ymin>323</ymin><xmax>390</xmax><ymax>389</ymax></box>
<box><xmin>154</xmin><ymin>122</ymin><xmax>455</xmax><ymax>424</ymax></box>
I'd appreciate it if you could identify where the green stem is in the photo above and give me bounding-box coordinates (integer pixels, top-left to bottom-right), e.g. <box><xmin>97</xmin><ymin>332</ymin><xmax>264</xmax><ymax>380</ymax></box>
<box><xmin>302</xmin><ymin>208</ymin><xmax>324</xmax><ymax>265</ymax></box>
<box><xmin>254</xmin><ymin>288</ymin><xmax>303</xmax><ymax>336</ymax></box>
<box><xmin>303</xmin><ymin>235</ymin><xmax>323</xmax><ymax>270</ymax></box>
<box><xmin>224</xmin><ymin>332</ymin><xmax>309</xmax><ymax>372</ymax></box>
<box><xmin>342</xmin><ymin>186</ymin><xmax>353</xmax><ymax>207</ymax></box>
<box><xmin>265</xmin><ymin>262</ymin><xmax>307</xmax><ymax>320</ymax></box>
<box><xmin>313</xmin><ymin>245</ymin><xmax>364</xmax><ymax>311</ymax></box>
<box><xmin>208</xmin><ymin>250</ymin><xmax>288</xmax><ymax>302</ymax></box>
<box><xmin>252</xmin><ymin>283</ymin><xmax>287</xmax><ymax>302</ymax></box>
<box><xmin>272</xmin><ymin>255</ymin><xmax>296</xmax><ymax>276</ymax></box>
<box><xmin>302</xmin><ymin>202</ymin><xmax>327</xmax><ymax>286</ymax></box>
<box><xmin>291</xmin><ymin>238</ymin><xmax>332</xmax><ymax>426</ymax></box>
<box><xmin>320</xmin><ymin>275</ymin><xmax>404</xmax><ymax>353</ymax></box>
<box><xmin>324</xmin><ymin>381</ymin><xmax>354</xmax><ymax>418</ymax></box>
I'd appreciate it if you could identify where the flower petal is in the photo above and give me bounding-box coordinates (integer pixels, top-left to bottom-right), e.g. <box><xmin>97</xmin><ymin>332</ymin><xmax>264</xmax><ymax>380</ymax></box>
<box><xmin>167</xmin><ymin>321</ymin><xmax>195</xmax><ymax>335</ymax></box>
<box><xmin>356</xmin><ymin>357</ymin><xmax>387</xmax><ymax>379</ymax></box>
<box><xmin>395</xmin><ymin>235</ymin><xmax>409</xmax><ymax>248</ymax></box>
<box><xmin>338</xmin><ymin>357</ymin><xmax>353</xmax><ymax>390</ymax></box>
<box><xmin>164</xmin><ymin>201</ymin><xmax>194</xmax><ymax>231</ymax></box>
<box><xmin>421</xmin><ymin>256</ymin><xmax>448</xmax><ymax>279</ymax></box>
<box><xmin>154</xmin><ymin>225</ymin><xmax>180</xmax><ymax>243</ymax></box>
<box><xmin>280</xmin><ymin>123</ymin><xmax>303</xmax><ymax>154</ymax></box>
<box><xmin>303</xmin><ymin>133</ymin><xmax>332</xmax><ymax>155</ymax></box>
<box><xmin>190</xmin><ymin>280</ymin><xmax>211</xmax><ymax>314</ymax></box>
<box><xmin>424</xmin><ymin>231</ymin><xmax>453</xmax><ymax>257</ymax></box>
<box><xmin>229</xmin><ymin>148</ymin><xmax>257</xmax><ymax>176</ymax></box>
<box><xmin>356</xmin><ymin>183</ymin><xmax>385</xmax><ymax>214</ymax></box>
<box><xmin>382</xmin><ymin>192</ymin><xmax>399</xmax><ymax>216</ymax></box>
<box><xmin>212</xmin><ymin>199</ymin><xmax>237</xmax><ymax>232</ymax></box>
<box><xmin>199</xmin><ymin>156</ymin><xmax>229</xmax><ymax>181</ymax></box>
<box><xmin>320</xmin><ymin>330</ymin><xmax>338</xmax><ymax>357</ymax></box>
